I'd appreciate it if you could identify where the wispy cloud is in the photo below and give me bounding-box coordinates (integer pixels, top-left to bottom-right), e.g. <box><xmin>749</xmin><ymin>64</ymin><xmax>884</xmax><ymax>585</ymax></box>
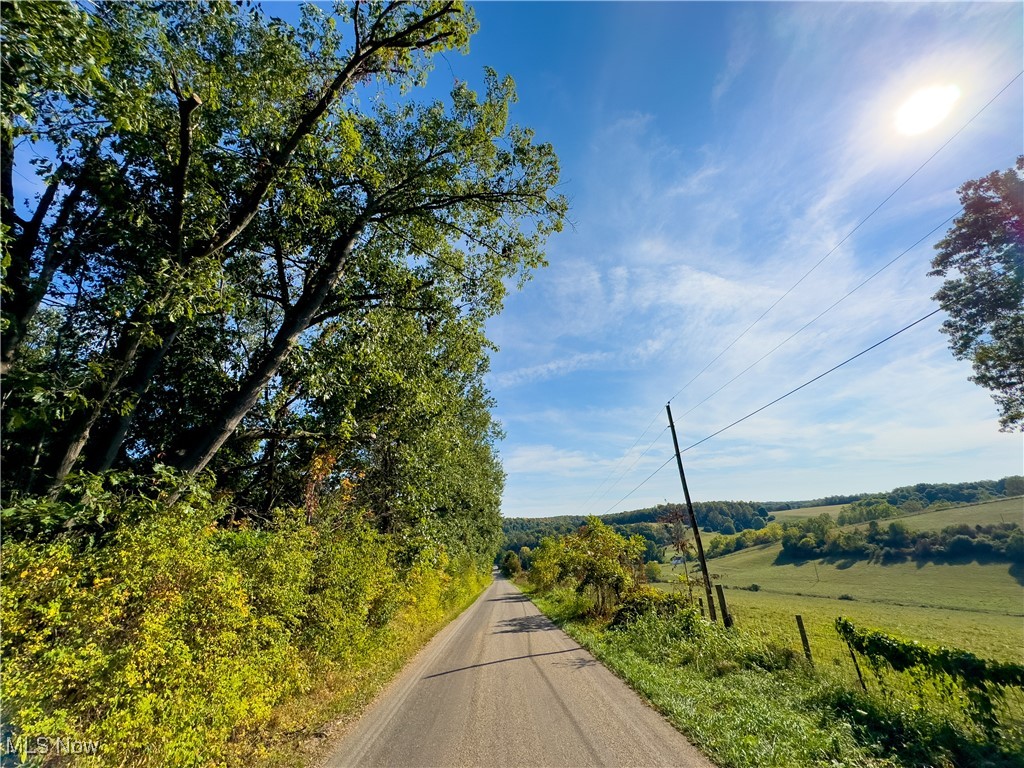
<box><xmin>478</xmin><ymin>2</ymin><xmax>1022</xmax><ymax>517</ymax></box>
<box><xmin>490</xmin><ymin>351</ymin><xmax>612</xmax><ymax>388</ymax></box>
<box><xmin>712</xmin><ymin>12</ymin><xmax>754</xmax><ymax>107</ymax></box>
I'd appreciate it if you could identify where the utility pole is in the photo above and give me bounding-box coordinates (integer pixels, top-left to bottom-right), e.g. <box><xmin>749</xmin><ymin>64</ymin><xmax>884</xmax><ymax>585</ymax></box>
<box><xmin>666</xmin><ymin>403</ymin><xmax>717</xmax><ymax>623</ymax></box>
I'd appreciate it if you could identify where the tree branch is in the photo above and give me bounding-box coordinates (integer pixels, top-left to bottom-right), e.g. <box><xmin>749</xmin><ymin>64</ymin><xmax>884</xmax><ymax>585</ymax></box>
<box><xmin>190</xmin><ymin>1</ymin><xmax>461</xmax><ymax>263</ymax></box>
<box><xmin>170</xmin><ymin>85</ymin><xmax>202</xmax><ymax>258</ymax></box>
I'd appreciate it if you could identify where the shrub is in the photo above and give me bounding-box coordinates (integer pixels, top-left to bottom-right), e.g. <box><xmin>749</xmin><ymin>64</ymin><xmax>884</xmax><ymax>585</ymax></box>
<box><xmin>1</xmin><ymin>472</ymin><xmax>489</xmax><ymax>767</ymax></box>
<box><xmin>611</xmin><ymin>584</ymin><xmax>692</xmax><ymax>627</ymax></box>
<box><xmin>1</xmin><ymin>479</ymin><xmax>299</xmax><ymax>767</ymax></box>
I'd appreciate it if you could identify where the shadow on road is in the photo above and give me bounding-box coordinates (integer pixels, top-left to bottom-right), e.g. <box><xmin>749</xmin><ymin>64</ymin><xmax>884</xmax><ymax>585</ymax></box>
<box><xmin>551</xmin><ymin>655</ymin><xmax>598</xmax><ymax>670</ymax></box>
<box><xmin>492</xmin><ymin>614</ymin><xmax>558</xmax><ymax>634</ymax></box>
<box><xmin>422</xmin><ymin>648</ymin><xmax>586</xmax><ymax>680</ymax></box>
<box><xmin>486</xmin><ymin>593</ymin><xmax>531</xmax><ymax>603</ymax></box>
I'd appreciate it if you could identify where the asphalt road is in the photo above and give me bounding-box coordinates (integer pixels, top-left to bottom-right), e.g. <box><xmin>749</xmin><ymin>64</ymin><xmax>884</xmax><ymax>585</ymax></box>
<box><xmin>322</xmin><ymin>574</ymin><xmax>715</xmax><ymax>767</ymax></box>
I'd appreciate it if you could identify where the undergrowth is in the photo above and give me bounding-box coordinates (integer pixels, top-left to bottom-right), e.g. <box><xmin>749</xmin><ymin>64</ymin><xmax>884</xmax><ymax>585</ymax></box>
<box><xmin>529</xmin><ymin>585</ymin><xmax>1024</xmax><ymax>768</ymax></box>
<box><xmin>1</xmin><ymin>472</ymin><xmax>491</xmax><ymax>767</ymax></box>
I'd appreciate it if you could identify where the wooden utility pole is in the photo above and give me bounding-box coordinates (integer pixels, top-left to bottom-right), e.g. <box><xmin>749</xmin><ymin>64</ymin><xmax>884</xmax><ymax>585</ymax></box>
<box><xmin>666</xmin><ymin>403</ymin><xmax>717</xmax><ymax>623</ymax></box>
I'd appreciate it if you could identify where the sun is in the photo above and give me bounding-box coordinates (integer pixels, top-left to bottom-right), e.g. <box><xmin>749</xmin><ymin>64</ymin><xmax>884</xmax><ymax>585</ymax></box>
<box><xmin>895</xmin><ymin>84</ymin><xmax>961</xmax><ymax>135</ymax></box>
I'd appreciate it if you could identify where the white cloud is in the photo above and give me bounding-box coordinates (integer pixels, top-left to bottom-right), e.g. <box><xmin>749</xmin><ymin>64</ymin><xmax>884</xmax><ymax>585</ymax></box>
<box><xmin>712</xmin><ymin>12</ymin><xmax>755</xmax><ymax>106</ymax></box>
<box><xmin>485</xmin><ymin>2</ymin><xmax>1023</xmax><ymax>518</ymax></box>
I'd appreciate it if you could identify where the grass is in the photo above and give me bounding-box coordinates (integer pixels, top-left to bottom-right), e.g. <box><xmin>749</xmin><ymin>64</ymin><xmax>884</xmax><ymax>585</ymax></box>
<box><xmin>888</xmin><ymin>496</ymin><xmax>1023</xmax><ymax>532</ymax></box>
<box><xmin>651</xmin><ymin>496</ymin><xmax>1024</xmax><ymax>668</ymax></box>
<box><xmin>770</xmin><ymin>504</ymin><xmax>847</xmax><ymax>522</ymax></box>
<box><xmin>529</xmin><ymin>586</ymin><xmax>1024</xmax><ymax>768</ymax></box>
<box><xmin>690</xmin><ymin>546</ymin><xmax>1022</xmax><ymax>613</ymax></box>
<box><xmin>709</xmin><ymin>588</ymin><xmax>1024</xmax><ymax>665</ymax></box>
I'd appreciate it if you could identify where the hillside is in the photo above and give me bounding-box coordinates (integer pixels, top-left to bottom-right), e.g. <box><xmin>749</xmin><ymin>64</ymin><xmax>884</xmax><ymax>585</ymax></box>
<box><xmin>501</xmin><ymin>477</ymin><xmax>1024</xmax><ymax>562</ymax></box>
<box><xmin>656</xmin><ymin>498</ymin><xmax>1024</xmax><ymax>664</ymax></box>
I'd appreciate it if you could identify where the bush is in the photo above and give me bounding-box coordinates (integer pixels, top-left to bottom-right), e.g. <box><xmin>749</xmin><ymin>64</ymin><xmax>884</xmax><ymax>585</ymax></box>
<box><xmin>610</xmin><ymin>585</ymin><xmax>696</xmax><ymax>628</ymax></box>
<box><xmin>500</xmin><ymin>550</ymin><xmax>522</xmax><ymax>577</ymax></box>
<box><xmin>1</xmin><ymin>473</ymin><xmax>490</xmax><ymax>767</ymax></box>
<box><xmin>1</xmin><ymin>479</ymin><xmax>299</xmax><ymax>767</ymax></box>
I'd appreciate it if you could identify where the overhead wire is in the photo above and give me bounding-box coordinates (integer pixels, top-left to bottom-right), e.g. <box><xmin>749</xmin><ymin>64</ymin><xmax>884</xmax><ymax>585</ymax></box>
<box><xmin>680</xmin><ymin>308</ymin><xmax>943</xmax><ymax>454</ymax></box>
<box><xmin>679</xmin><ymin>207</ymin><xmax>962</xmax><ymax>419</ymax></box>
<box><xmin>576</xmin><ymin>409</ymin><xmax>665</xmax><ymax>511</ymax></box>
<box><xmin>665</xmin><ymin>69</ymin><xmax>1023</xmax><ymax>406</ymax></box>
<box><xmin>598</xmin><ymin>454</ymin><xmax>677</xmax><ymax>516</ymax></box>
<box><xmin>580</xmin><ymin>424</ymin><xmax>670</xmax><ymax>515</ymax></box>
<box><xmin>576</xmin><ymin>70</ymin><xmax>1021</xmax><ymax>516</ymax></box>
<box><xmin>590</xmin><ymin>306</ymin><xmax>945</xmax><ymax>510</ymax></box>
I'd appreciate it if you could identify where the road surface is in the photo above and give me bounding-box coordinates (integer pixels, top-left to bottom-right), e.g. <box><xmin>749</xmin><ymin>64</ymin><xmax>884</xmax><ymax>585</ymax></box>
<box><xmin>323</xmin><ymin>574</ymin><xmax>715</xmax><ymax>767</ymax></box>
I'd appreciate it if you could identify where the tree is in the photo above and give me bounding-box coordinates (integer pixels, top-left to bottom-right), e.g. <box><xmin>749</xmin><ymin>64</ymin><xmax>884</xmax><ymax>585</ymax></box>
<box><xmin>560</xmin><ymin>517</ymin><xmax>645</xmax><ymax>617</ymax></box>
<box><xmin>930</xmin><ymin>157</ymin><xmax>1024</xmax><ymax>431</ymax></box>
<box><xmin>500</xmin><ymin>551</ymin><xmax>521</xmax><ymax>577</ymax></box>
<box><xmin>1</xmin><ymin>1</ymin><xmax>566</xmax><ymax>499</ymax></box>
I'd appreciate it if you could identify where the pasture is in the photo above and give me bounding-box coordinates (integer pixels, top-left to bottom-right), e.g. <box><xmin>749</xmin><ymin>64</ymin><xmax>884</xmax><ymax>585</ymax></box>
<box><xmin>655</xmin><ymin>497</ymin><xmax>1024</xmax><ymax>664</ymax></box>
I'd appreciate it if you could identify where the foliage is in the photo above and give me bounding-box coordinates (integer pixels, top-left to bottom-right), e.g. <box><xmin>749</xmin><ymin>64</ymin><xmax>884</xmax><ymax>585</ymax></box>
<box><xmin>522</xmin><ymin>518</ymin><xmax>644</xmax><ymax>617</ymax></box>
<box><xmin>930</xmin><ymin>157</ymin><xmax>1024</xmax><ymax>431</ymax></box>
<box><xmin>557</xmin><ymin>517</ymin><xmax>646</xmax><ymax>617</ymax></box>
<box><xmin>500</xmin><ymin>550</ymin><xmax>521</xmax><ymax>577</ymax></box>
<box><xmin>778</xmin><ymin>513</ymin><xmax>1024</xmax><ymax>566</ymax></box>
<box><xmin>0</xmin><ymin>472</ymin><xmax>491</xmax><ymax>766</ymax></box>
<box><xmin>499</xmin><ymin>477</ymin><xmax>1020</xmax><ymax>562</ymax></box>
<box><xmin>837</xmin><ymin>498</ymin><xmax>902</xmax><ymax>526</ymax></box>
<box><xmin>1</xmin><ymin>0</ymin><xmax>565</xmax><ymax>512</ymax></box>
<box><xmin>526</xmin><ymin>536</ymin><xmax>563</xmax><ymax>592</ymax></box>
<box><xmin>0</xmin><ymin>3</ymin><xmax>554</xmax><ymax>763</ymax></box>
<box><xmin>836</xmin><ymin>617</ymin><xmax>1024</xmax><ymax>735</ymax></box>
<box><xmin>609</xmin><ymin>584</ymin><xmax>693</xmax><ymax>627</ymax></box>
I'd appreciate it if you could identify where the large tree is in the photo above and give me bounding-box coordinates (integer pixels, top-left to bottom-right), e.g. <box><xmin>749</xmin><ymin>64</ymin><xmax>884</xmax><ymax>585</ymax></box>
<box><xmin>1</xmin><ymin>0</ymin><xmax>565</xmax><ymax>501</ymax></box>
<box><xmin>930</xmin><ymin>157</ymin><xmax>1024</xmax><ymax>431</ymax></box>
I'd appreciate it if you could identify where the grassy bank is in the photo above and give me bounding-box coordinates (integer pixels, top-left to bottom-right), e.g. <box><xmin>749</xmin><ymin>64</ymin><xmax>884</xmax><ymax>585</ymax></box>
<box><xmin>712</xmin><ymin>587</ymin><xmax>1024</xmax><ymax>666</ymax></box>
<box><xmin>528</xmin><ymin>586</ymin><xmax>1024</xmax><ymax>768</ymax></box>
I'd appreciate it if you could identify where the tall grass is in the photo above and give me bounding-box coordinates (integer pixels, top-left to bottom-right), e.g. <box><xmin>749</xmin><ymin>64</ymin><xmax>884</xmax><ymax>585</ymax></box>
<box><xmin>530</xmin><ymin>586</ymin><xmax>1024</xmax><ymax>768</ymax></box>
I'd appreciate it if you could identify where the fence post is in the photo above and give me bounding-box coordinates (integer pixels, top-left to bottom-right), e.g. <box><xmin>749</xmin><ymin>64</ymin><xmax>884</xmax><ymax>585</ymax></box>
<box><xmin>715</xmin><ymin>584</ymin><xmax>734</xmax><ymax>628</ymax></box>
<box><xmin>846</xmin><ymin>642</ymin><xmax>867</xmax><ymax>691</ymax></box>
<box><xmin>795</xmin><ymin>614</ymin><xmax>813</xmax><ymax>664</ymax></box>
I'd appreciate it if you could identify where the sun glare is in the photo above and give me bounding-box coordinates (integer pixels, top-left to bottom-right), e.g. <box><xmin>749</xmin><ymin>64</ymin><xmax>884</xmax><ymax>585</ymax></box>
<box><xmin>895</xmin><ymin>84</ymin><xmax>961</xmax><ymax>135</ymax></box>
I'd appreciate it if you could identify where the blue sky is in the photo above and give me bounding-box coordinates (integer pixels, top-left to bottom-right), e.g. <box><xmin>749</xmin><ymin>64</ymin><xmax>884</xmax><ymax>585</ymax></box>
<box><xmin>436</xmin><ymin>2</ymin><xmax>1023</xmax><ymax>518</ymax></box>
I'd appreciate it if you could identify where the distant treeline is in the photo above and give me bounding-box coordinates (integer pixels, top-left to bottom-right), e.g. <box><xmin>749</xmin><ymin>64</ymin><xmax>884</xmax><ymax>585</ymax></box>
<box><xmin>500</xmin><ymin>477</ymin><xmax>1023</xmax><ymax>563</ymax></box>
<box><xmin>779</xmin><ymin>516</ymin><xmax>1024</xmax><ymax>565</ymax></box>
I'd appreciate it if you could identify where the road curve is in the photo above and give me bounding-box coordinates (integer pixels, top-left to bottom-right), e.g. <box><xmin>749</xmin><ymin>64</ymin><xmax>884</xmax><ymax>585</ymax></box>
<box><xmin>322</xmin><ymin>574</ymin><xmax>715</xmax><ymax>768</ymax></box>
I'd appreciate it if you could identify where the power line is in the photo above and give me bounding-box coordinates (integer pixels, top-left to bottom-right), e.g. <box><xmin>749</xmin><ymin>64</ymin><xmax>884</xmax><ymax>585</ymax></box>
<box><xmin>591</xmin><ymin>306</ymin><xmax>942</xmax><ymax>515</ymax></box>
<box><xmin>581</xmin><ymin>424</ymin><xmax>669</xmax><ymax>514</ymax></box>
<box><xmin>599</xmin><ymin>454</ymin><xmax>676</xmax><ymax>516</ymax></box>
<box><xmin>577</xmin><ymin>409</ymin><xmax>665</xmax><ymax>511</ymax></box>
<box><xmin>585</xmin><ymin>210</ymin><xmax>950</xmax><ymax>516</ymax></box>
<box><xmin>680</xmin><ymin>308</ymin><xmax>943</xmax><ymax>454</ymax></box>
<box><xmin>679</xmin><ymin>207</ymin><xmax>962</xmax><ymax>419</ymax></box>
<box><xmin>577</xmin><ymin>70</ymin><xmax>1021</xmax><ymax>516</ymax></box>
<box><xmin>666</xmin><ymin>69</ymin><xmax>1023</xmax><ymax>405</ymax></box>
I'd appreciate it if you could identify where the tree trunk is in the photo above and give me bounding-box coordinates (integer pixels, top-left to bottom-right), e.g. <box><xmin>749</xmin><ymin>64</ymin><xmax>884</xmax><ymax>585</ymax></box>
<box><xmin>45</xmin><ymin>328</ymin><xmax>145</xmax><ymax>494</ymax></box>
<box><xmin>175</xmin><ymin>229</ymin><xmax>361</xmax><ymax>477</ymax></box>
<box><xmin>85</xmin><ymin>325</ymin><xmax>181</xmax><ymax>472</ymax></box>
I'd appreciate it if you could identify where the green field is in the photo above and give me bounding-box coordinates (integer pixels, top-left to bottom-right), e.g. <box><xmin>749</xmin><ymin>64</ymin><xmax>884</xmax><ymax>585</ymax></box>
<box><xmin>655</xmin><ymin>497</ymin><xmax>1024</xmax><ymax>665</ymax></box>
<box><xmin>768</xmin><ymin>503</ymin><xmax>846</xmax><ymax>522</ymax></box>
<box><xmin>694</xmin><ymin>546</ymin><xmax>1020</xmax><ymax>612</ymax></box>
<box><xmin>719</xmin><ymin>588</ymin><xmax>1022</xmax><ymax>664</ymax></box>
<box><xmin>888</xmin><ymin>495</ymin><xmax>1023</xmax><ymax>531</ymax></box>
